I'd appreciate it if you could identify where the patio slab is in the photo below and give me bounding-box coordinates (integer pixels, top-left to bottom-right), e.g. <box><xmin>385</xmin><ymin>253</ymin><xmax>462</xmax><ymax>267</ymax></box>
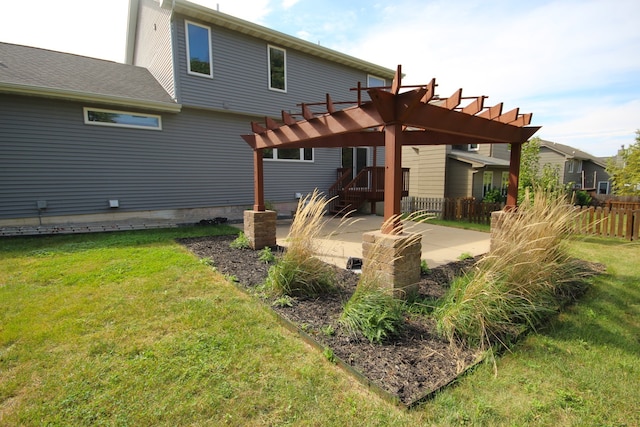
<box><xmin>275</xmin><ymin>214</ymin><xmax>490</xmax><ymax>269</ymax></box>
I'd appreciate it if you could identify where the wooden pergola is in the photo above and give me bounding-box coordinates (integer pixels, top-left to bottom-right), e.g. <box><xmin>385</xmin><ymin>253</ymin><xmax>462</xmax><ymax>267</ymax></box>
<box><xmin>242</xmin><ymin>65</ymin><xmax>540</xmax><ymax>234</ymax></box>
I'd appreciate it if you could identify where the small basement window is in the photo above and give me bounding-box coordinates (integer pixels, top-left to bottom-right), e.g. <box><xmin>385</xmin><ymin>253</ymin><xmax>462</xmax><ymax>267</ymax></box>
<box><xmin>84</xmin><ymin>108</ymin><xmax>162</xmax><ymax>130</ymax></box>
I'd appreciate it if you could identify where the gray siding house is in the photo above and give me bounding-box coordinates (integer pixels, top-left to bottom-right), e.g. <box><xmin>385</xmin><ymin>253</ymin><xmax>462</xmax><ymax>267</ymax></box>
<box><xmin>539</xmin><ymin>140</ymin><xmax>611</xmax><ymax>194</ymax></box>
<box><xmin>0</xmin><ymin>0</ymin><xmax>394</xmax><ymax>233</ymax></box>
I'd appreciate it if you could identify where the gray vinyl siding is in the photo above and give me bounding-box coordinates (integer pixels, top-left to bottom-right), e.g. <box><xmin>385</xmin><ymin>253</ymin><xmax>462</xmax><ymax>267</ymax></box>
<box><xmin>133</xmin><ymin>0</ymin><xmax>176</xmax><ymax>99</ymax></box>
<box><xmin>173</xmin><ymin>14</ymin><xmax>371</xmax><ymax>117</ymax></box>
<box><xmin>581</xmin><ymin>162</ymin><xmax>609</xmax><ymax>189</ymax></box>
<box><xmin>1</xmin><ymin>95</ymin><xmax>337</xmax><ymax>220</ymax></box>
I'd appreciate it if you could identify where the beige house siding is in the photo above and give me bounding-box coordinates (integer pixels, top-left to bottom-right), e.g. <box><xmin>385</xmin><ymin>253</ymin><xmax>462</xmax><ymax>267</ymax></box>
<box><xmin>445</xmin><ymin>158</ymin><xmax>472</xmax><ymax>198</ymax></box>
<box><xmin>402</xmin><ymin>145</ymin><xmax>447</xmax><ymax>198</ymax></box>
<box><xmin>539</xmin><ymin>148</ymin><xmax>569</xmax><ymax>184</ymax></box>
<box><xmin>490</xmin><ymin>143</ymin><xmax>511</xmax><ymax>161</ymax></box>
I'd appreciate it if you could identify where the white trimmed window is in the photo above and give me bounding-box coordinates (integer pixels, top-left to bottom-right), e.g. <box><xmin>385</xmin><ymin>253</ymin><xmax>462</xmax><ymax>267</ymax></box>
<box><xmin>264</xmin><ymin>148</ymin><xmax>313</xmax><ymax>162</ymax></box>
<box><xmin>185</xmin><ymin>20</ymin><xmax>213</xmax><ymax>78</ymax></box>
<box><xmin>367</xmin><ymin>75</ymin><xmax>386</xmax><ymax>88</ymax></box>
<box><xmin>468</xmin><ymin>143</ymin><xmax>479</xmax><ymax>151</ymax></box>
<box><xmin>268</xmin><ymin>45</ymin><xmax>286</xmax><ymax>92</ymax></box>
<box><xmin>483</xmin><ymin>171</ymin><xmax>494</xmax><ymax>196</ymax></box>
<box><xmin>501</xmin><ymin>171</ymin><xmax>510</xmax><ymax>196</ymax></box>
<box><xmin>598</xmin><ymin>181</ymin><xmax>610</xmax><ymax>195</ymax></box>
<box><xmin>568</xmin><ymin>159</ymin><xmax>575</xmax><ymax>173</ymax></box>
<box><xmin>84</xmin><ymin>108</ymin><xmax>161</xmax><ymax>130</ymax></box>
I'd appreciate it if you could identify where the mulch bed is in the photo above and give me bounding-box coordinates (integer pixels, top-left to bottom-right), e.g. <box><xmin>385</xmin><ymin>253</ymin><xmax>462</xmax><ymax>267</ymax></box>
<box><xmin>178</xmin><ymin>234</ymin><xmax>483</xmax><ymax>406</ymax></box>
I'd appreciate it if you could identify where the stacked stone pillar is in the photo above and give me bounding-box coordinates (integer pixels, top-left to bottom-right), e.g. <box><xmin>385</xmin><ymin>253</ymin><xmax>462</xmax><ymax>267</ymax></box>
<box><xmin>362</xmin><ymin>230</ymin><xmax>422</xmax><ymax>298</ymax></box>
<box><xmin>243</xmin><ymin>210</ymin><xmax>276</xmax><ymax>250</ymax></box>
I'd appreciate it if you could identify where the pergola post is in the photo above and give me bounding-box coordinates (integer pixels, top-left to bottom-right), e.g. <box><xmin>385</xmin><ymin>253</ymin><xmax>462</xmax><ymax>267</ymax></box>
<box><xmin>506</xmin><ymin>142</ymin><xmax>522</xmax><ymax>209</ymax></box>
<box><xmin>382</xmin><ymin>123</ymin><xmax>403</xmax><ymax>234</ymax></box>
<box><xmin>253</xmin><ymin>148</ymin><xmax>265</xmax><ymax>211</ymax></box>
<box><xmin>244</xmin><ymin>148</ymin><xmax>276</xmax><ymax>250</ymax></box>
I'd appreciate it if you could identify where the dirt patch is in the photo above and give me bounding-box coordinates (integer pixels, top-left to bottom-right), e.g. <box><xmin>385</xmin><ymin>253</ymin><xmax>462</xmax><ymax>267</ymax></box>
<box><xmin>179</xmin><ymin>235</ymin><xmax>484</xmax><ymax>405</ymax></box>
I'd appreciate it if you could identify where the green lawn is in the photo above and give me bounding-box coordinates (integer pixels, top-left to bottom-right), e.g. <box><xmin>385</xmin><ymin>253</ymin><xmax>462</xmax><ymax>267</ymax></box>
<box><xmin>1</xmin><ymin>227</ymin><xmax>638</xmax><ymax>426</ymax></box>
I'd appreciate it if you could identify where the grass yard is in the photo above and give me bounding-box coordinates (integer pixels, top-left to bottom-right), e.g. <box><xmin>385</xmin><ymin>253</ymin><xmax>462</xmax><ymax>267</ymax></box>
<box><xmin>1</xmin><ymin>227</ymin><xmax>638</xmax><ymax>426</ymax></box>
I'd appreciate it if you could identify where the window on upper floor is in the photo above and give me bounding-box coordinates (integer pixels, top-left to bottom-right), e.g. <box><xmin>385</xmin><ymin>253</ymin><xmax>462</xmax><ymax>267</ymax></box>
<box><xmin>367</xmin><ymin>75</ymin><xmax>386</xmax><ymax>88</ymax></box>
<box><xmin>468</xmin><ymin>144</ymin><xmax>479</xmax><ymax>151</ymax></box>
<box><xmin>268</xmin><ymin>45</ymin><xmax>286</xmax><ymax>92</ymax></box>
<box><xmin>83</xmin><ymin>107</ymin><xmax>162</xmax><ymax>130</ymax></box>
<box><xmin>263</xmin><ymin>147</ymin><xmax>313</xmax><ymax>162</ymax></box>
<box><xmin>185</xmin><ymin>20</ymin><xmax>213</xmax><ymax>78</ymax></box>
<box><xmin>568</xmin><ymin>159</ymin><xmax>575</xmax><ymax>173</ymax></box>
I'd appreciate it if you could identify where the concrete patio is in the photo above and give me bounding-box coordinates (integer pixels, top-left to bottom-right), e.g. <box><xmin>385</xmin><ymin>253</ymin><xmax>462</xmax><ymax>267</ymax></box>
<box><xmin>275</xmin><ymin>214</ymin><xmax>490</xmax><ymax>269</ymax></box>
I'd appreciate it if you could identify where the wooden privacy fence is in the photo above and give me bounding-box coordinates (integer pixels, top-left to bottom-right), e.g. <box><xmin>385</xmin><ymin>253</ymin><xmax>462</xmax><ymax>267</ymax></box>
<box><xmin>402</xmin><ymin>197</ymin><xmax>504</xmax><ymax>225</ymax></box>
<box><xmin>573</xmin><ymin>206</ymin><xmax>640</xmax><ymax>241</ymax></box>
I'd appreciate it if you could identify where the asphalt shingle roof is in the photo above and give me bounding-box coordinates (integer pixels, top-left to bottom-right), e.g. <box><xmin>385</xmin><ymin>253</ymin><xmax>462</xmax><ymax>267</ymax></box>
<box><xmin>0</xmin><ymin>42</ymin><xmax>177</xmax><ymax>110</ymax></box>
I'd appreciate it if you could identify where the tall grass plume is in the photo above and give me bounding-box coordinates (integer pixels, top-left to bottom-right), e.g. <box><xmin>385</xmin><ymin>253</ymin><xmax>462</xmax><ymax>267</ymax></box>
<box><xmin>435</xmin><ymin>188</ymin><xmax>590</xmax><ymax>351</ymax></box>
<box><xmin>264</xmin><ymin>190</ymin><xmax>335</xmax><ymax>297</ymax></box>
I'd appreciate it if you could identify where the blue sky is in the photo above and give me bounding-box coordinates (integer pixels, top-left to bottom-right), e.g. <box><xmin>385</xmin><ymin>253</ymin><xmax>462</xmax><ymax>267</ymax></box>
<box><xmin>2</xmin><ymin>0</ymin><xmax>638</xmax><ymax>158</ymax></box>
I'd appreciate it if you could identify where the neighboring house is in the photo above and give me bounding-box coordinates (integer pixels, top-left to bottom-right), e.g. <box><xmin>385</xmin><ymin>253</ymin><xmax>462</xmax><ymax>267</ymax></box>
<box><xmin>538</xmin><ymin>140</ymin><xmax>611</xmax><ymax>195</ymax></box>
<box><xmin>402</xmin><ymin>142</ymin><xmax>511</xmax><ymax>200</ymax></box>
<box><xmin>0</xmin><ymin>0</ymin><xmax>394</xmax><ymax>233</ymax></box>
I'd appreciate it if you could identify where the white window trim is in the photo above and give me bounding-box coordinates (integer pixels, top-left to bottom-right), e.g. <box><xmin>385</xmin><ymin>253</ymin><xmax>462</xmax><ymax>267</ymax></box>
<box><xmin>468</xmin><ymin>144</ymin><xmax>479</xmax><ymax>151</ymax></box>
<box><xmin>367</xmin><ymin>75</ymin><xmax>386</xmax><ymax>88</ymax></box>
<box><xmin>83</xmin><ymin>107</ymin><xmax>162</xmax><ymax>131</ymax></box>
<box><xmin>264</xmin><ymin>148</ymin><xmax>314</xmax><ymax>162</ymax></box>
<box><xmin>185</xmin><ymin>20</ymin><xmax>213</xmax><ymax>78</ymax></box>
<box><xmin>568</xmin><ymin>159</ymin><xmax>575</xmax><ymax>173</ymax></box>
<box><xmin>267</xmin><ymin>45</ymin><xmax>287</xmax><ymax>92</ymax></box>
<box><xmin>598</xmin><ymin>181</ymin><xmax>610</xmax><ymax>194</ymax></box>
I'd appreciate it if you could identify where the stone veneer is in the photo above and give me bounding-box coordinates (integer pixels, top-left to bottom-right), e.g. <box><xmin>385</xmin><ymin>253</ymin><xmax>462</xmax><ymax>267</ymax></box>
<box><xmin>362</xmin><ymin>230</ymin><xmax>422</xmax><ymax>298</ymax></box>
<box><xmin>243</xmin><ymin>210</ymin><xmax>277</xmax><ymax>250</ymax></box>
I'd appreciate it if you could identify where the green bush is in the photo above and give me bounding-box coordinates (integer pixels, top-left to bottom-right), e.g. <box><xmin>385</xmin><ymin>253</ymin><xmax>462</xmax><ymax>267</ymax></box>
<box><xmin>340</xmin><ymin>285</ymin><xmax>404</xmax><ymax>344</ymax></box>
<box><xmin>230</xmin><ymin>232</ymin><xmax>250</xmax><ymax>249</ymax></box>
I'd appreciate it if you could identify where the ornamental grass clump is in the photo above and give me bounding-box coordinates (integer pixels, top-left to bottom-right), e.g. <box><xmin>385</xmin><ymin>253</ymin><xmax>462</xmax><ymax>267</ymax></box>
<box><xmin>435</xmin><ymin>188</ymin><xmax>587</xmax><ymax>350</ymax></box>
<box><xmin>264</xmin><ymin>190</ymin><xmax>335</xmax><ymax>297</ymax></box>
<box><xmin>339</xmin><ymin>216</ymin><xmax>415</xmax><ymax>344</ymax></box>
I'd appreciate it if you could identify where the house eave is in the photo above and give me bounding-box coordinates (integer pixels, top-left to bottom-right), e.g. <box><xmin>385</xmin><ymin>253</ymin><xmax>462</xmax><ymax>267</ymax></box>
<box><xmin>169</xmin><ymin>0</ymin><xmax>396</xmax><ymax>79</ymax></box>
<box><xmin>0</xmin><ymin>82</ymin><xmax>182</xmax><ymax>113</ymax></box>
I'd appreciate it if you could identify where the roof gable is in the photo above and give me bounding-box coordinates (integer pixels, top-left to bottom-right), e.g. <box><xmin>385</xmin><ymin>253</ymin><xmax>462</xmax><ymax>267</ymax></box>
<box><xmin>0</xmin><ymin>42</ymin><xmax>179</xmax><ymax>112</ymax></box>
<box><xmin>539</xmin><ymin>139</ymin><xmax>606</xmax><ymax>167</ymax></box>
<box><xmin>125</xmin><ymin>0</ymin><xmax>395</xmax><ymax>79</ymax></box>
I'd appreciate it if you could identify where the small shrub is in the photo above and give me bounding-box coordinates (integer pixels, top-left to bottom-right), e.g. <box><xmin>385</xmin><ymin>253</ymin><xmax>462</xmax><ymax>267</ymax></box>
<box><xmin>272</xmin><ymin>295</ymin><xmax>294</xmax><ymax>308</ymax></box>
<box><xmin>420</xmin><ymin>259</ymin><xmax>430</xmax><ymax>274</ymax></box>
<box><xmin>458</xmin><ymin>252</ymin><xmax>473</xmax><ymax>261</ymax></box>
<box><xmin>258</xmin><ymin>246</ymin><xmax>276</xmax><ymax>263</ymax></box>
<box><xmin>230</xmin><ymin>232</ymin><xmax>250</xmax><ymax>249</ymax></box>
<box><xmin>574</xmin><ymin>190</ymin><xmax>592</xmax><ymax>206</ymax></box>
<box><xmin>483</xmin><ymin>187</ymin><xmax>504</xmax><ymax>203</ymax></box>
<box><xmin>340</xmin><ymin>285</ymin><xmax>404</xmax><ymax>344</ymax></box>
<box><xmin>321</xmin><ymin>324</ymin><xmax>335</xmax><ymax>336</ymax></box>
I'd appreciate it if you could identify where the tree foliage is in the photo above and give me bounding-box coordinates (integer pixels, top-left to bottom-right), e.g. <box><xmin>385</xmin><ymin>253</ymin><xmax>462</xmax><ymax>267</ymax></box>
<box><xmin>518</xmin><ymin>137</ymin><xmax>563</xmax><ymax>202</ymax></box>
<box><xmin>607</xmin><ymin>130</ymin><xmax>640</xmax><ymax>195</ymax></box>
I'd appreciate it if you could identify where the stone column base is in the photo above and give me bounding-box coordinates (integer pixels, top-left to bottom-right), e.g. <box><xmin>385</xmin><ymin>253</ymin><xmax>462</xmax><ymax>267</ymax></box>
<box><xmin>244</xmin><ymin>210</ymin><xmax>276</xmax><ymax>250</ymax></box>
<box><xmin>362</xmin><ymin>231</ymin><xmax>422</xmax><ymax>298</ymax></box>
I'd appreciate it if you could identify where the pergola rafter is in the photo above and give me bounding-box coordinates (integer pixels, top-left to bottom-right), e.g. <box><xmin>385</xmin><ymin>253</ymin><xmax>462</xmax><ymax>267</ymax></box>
<box><xmin>241</xmin><ymin>64</ymin><xmax>540</xmax><ymax>234</ymax></box>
